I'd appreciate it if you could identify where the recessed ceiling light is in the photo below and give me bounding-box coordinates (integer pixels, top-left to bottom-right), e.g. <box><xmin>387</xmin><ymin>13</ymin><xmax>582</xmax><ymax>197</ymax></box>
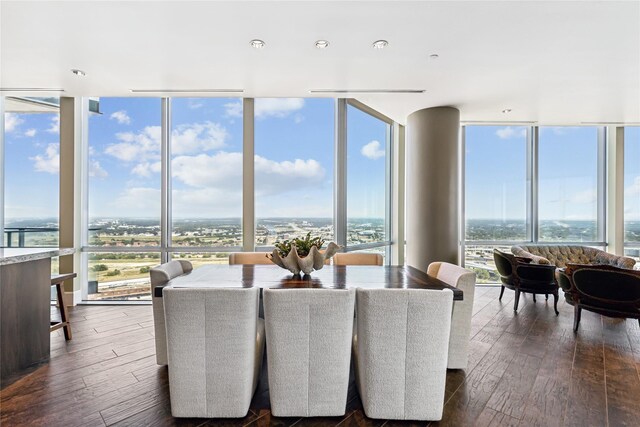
<box><xmin>315</xmin><ymin>40</ymin><xmax>330</xmax><ymax>49</ymax></box>
<box><xmin>502</xmin><ymin>108</ymin><xmax>512</xmax><ymax>114</ymax></box>
<box><xmin>250</xmin><ymin>39</ymin><xmax>265</xmax><ymax>49</ymax></box>
<box><xmin>429</xmin><ymin>54</ymin><xmax>439</xmax><ymax>60</ymax></box>
<box><xmin>372</xmin><ymin>40</ymin><xmax>388</xmax><ymax>49</ymax></box>
<box><xmin>71</xmin><ymin>69</ymin><xmax>86</xmax><ymax>77</ymax></box>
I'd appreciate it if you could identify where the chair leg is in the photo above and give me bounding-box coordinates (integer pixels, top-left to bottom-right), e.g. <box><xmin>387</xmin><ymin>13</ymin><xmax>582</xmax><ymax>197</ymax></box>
<box><xmin>545</xmin><ymin>294</ymin><xmax>549</xmax><ymax>301</ymax></box>
<box><xmin>553</xmin><ymin>292</ymin><xmax>559</xmax><ymax>316</ymax></box>
<box><xmin>573</xmin><ymin>305</ymin><xmax>582</xmax><ymax>332</ymax></box>
<box><xmin>514</xmin><ymin>290</ymin><xmax>521</xmax><ymax>312</ymax></box>
<box><xmin>499</xmin><ymin>285</ymin><xmax>505</xmax><ymax>301</ymax></box>
<box><xmin>55</xmin><ymin>282</ymin><xmax>72</xmax><ymax>340</ymax></box>
<box><xmin>533</xmin><ymin>294</ymin><xmax>537</xmax><ymax>303</ymax></box>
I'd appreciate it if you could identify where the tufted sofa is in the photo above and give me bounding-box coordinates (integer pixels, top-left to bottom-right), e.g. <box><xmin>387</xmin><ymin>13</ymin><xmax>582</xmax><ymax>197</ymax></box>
<box><xmin>511</xmin><ymin>245</ymin><xmax>636</xmax><ymax>270</ymax></box>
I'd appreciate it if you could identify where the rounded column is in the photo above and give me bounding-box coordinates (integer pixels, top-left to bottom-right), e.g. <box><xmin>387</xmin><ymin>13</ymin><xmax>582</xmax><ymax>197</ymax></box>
<box><xmin>406</xmin><ymin>107</ymin><xmax>460</xmax><ymax>271</ymax></box>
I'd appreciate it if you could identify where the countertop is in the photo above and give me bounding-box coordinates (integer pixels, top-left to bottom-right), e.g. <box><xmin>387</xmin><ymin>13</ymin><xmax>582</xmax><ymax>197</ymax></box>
<box><xmin>0</xmin><ymin>248</ymin><xmax>76</xmax><ymax>266</ymax></box>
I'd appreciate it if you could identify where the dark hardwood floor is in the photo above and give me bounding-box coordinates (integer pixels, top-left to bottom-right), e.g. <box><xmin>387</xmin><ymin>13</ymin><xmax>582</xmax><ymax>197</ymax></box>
<box><xmin>2</xmin><ymin>286</ymin><xmax>640</xmax><ymax>426</ymax></box>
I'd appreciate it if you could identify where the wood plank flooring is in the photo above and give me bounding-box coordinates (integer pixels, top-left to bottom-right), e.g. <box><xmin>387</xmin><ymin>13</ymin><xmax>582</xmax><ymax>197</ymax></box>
<box><xmin>2</xmin><ymin>287</ymin><xmax>640</xmax><ymax>426</ymax></box>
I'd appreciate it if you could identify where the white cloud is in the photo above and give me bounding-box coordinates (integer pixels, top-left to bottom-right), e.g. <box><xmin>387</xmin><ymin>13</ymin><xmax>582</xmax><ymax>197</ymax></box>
<box><xmin>30</xmin><ymin>143</ymin><xmax>59</xmax><ymax>174</ymax></box>
<box><xmin>104</xmin><ymin>122</ymin><xmax>228</xmax><ymax>167</ymax></box>
<box><xmin>188</xmin><ymin>99</ymin><xmax>203</xmax><ymax>110</ymax></box>
<box><xmin>225</xmin><ymin>98</ymin><xmax>305</xmax><ymax>119</ymax></box>
<box><xmin>172</xmin><ymin>121</ymin><xmax>228</xmax><ymax>154</ymax></box>
<box><xmin>171</xmin><ymin>152</ymin><xmax>325</xmax><ymax>196</ymax></box>
<box><xmin>105</xmin><ymin>125</ymin><xmax>161</xmax><ymax>162</ymax></box>
<box><xmin>24</xmin><ymin>128</ymin><xmax>37</xmax><ymax>137</ymax></box>
<box><xmin>570</xmin><ymin>188</ymin><xmax>597</xmax><ymax>204</ymax></box>
<box><xmin>131</xmin><ymin>161</ymin><xmax>162</xmax><ymax>177</ymax></box>
<box><xmin>496</xmin><ymin>126</ymin><xmax>526</xmax><ymax>140</ymax></box>
<box><xmin>224</xmin><ymin>101</ymin><xmax>243</xmax><ymax>118</ymax></box>
<box><xmin>5</xmin><ymin>113</ymin><xmax>24</xmax><ymax>132</ymax></box>
<box><xmin>256</xmin><ymin>98</ymin><xmax>305</xmax><ymax>119</ymax></box>
<box><xmin>112</xmin><ymin>187</ymin><xmax>161</xmax><ymax>214</ymax></box>
<box><xmin>89</xmin><ymin>160</ymin><xmax>108</xmax><ymax>178</ymax></box>
<box><xmin>626</xmin><ymin>176</ymin><xmax>640</xmax><ymax>196</ymax></box>
<box><xmin>172</xmin><ymin>152</ymin><xmax>242</xmax><ymax>187</ymax></box>
<box><xmin>361</xmin><ymin>140</ymin><xmax>385</xmax><ymax>160</ymax></box>
<box><xmin>110</xmin><ymin>110</ymin><xmax>131</xmax><ymax>125</ymax></box>
<box><xmin>47</xmin><ymin>115</ymin><xmax>60</xmax><ymax>133</ymax></box>
<box><xmin>255</xmin><ymin>156</ymin><xmax>325</xmax><ymax>195</ymax></box>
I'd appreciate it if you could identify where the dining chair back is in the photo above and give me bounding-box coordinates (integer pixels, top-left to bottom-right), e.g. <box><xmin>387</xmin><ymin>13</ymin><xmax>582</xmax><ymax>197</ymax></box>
<box><xmin>333</xmin><ymin>252</ymin><xmax>383</xmax><ymax>266</ymax></box>
<box><xmin>228</xmin><ymin>252</ymin><xmax>273</xmax><ymax>265</ymax></box>
<box><xmin>427</xmin><ymin>262</ymin><xmax>476</xmax><ymax>369</ymax></box>
<box><xmin>354</xmin><ymin>288</ymin><xmax>453</xmax><ymax>420</ymax></box>
<box><xmin>163</xmin><ymin>287</ymin><xmax>265</xmax><ymax>418</ymax></box>
<box><xmin>150</xmin><ymin>260</ymin><xmax>193</xmax><ymax>365</ymax></box>
<box><xmin>263</xmin><ymin>288</ymin><xmax>356</xmax><ymax>417</ymax></box>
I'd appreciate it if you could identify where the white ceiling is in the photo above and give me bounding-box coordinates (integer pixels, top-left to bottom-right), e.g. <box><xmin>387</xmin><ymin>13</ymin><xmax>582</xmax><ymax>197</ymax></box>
<box><xmin>1</xmin><ymin>1</ymin><xmax>639</xmax><ymax>124</ymax></box>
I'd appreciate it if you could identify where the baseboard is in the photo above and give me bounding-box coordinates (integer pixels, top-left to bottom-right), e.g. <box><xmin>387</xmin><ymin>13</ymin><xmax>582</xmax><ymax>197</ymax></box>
<box><xmin>64</xmin><ymin>289</ymin><xmax>82</xmax><ymax>306</ymax></box>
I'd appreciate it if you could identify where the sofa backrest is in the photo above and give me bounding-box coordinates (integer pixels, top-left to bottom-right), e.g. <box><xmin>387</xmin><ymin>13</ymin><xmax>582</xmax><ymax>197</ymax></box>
<box><xmin>511</xmin><ymin>245</ymin><xmax>636</xmax><ymax>269</ymax></box>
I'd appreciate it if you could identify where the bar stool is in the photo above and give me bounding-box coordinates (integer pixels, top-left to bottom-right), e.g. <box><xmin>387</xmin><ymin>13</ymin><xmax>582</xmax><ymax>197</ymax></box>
<box><xmin>50</xmin><ymin>273</ymin><xmax>76</xmax><ymax>340</ymax></box>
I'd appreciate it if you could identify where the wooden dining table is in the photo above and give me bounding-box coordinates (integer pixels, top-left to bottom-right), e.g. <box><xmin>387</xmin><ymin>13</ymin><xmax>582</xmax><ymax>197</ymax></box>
<box><xmin>166</xmin><ymin>264</ymin><xmax>463</xmax><ymax>300</ymax></box>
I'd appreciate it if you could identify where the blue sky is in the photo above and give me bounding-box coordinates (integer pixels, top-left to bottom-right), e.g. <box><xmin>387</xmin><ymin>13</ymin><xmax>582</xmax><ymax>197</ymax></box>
<box><xmin>3</xmin><ymin>103</ymin><xmax>639</xmax><ymax>224</ymax></box>
<box><xmin>464</xmin><ymin>125</ymin><xmax>635</xmax><ymax>221</ymax></box>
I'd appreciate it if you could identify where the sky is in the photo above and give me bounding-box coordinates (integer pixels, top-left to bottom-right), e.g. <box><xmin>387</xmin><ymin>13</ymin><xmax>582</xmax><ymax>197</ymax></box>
<box><xmin>3</xmin><ymin>97</ymin><xmax>388</xmax><ymax>222</ymax></box>
<box><xmin>3</xmin><ymin>103</ymin><xmax>638</xmax><ymax>225</ymax></box>
<box><xmin>465</xmin><ymin>125</ymin><xmax>640</xmax><ymax>222</ymax></box>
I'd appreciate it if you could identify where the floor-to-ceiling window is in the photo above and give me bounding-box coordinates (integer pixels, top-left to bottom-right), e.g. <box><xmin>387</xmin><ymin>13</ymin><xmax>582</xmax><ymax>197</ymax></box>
<box><xmin>462</xmin><ymin>125</ymin><xmax>606</xmax><ymax>283</ymax></box>
<box><xmin>538</xmin><ymin>127</ymin><xmax>600</xmax><ymax>242</ymax></box>
<box><xmin>3</xmin><ymin>98</ymin><xmax>60</xmax><ymax>248</ymax></box>
<box><xmin>87</xmin><ymin>98</ymin><xmax>162</xmax><ymax>300</ymax></box>
<box><xmin>170</xmin><ymin>98</ymin><xmax>243</xmax><ymax>267</ymax></box>
<box><xmin>464</xmin><ymin>125</ymin><xmax>528</xmax><ymax>283</ymax></box>
<box><xmin>80</xmin><ymin>97</ymin><xmax>395</xmax><ymax>301</ymax></box>
<box><xmin>345</xmin><ymin>102</ymin><xmax>391</xmax><ymax>257</ymax></box>
<box><xmin>625</xmin><ymin>127</ymin><xmax>640</xmax><ymax>262</ymax></box>
<box><xmin>254</xmin><ymin>98</ymin><xmax>334</xmax><ymax>247</ymax></box>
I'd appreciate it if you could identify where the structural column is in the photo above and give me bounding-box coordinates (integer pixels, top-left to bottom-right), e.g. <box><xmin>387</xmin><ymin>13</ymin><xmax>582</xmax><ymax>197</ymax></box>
<box><xmin>406</xmin><ymin>107</ymin><xmax>460</xmax><ymax>271</ymax></box>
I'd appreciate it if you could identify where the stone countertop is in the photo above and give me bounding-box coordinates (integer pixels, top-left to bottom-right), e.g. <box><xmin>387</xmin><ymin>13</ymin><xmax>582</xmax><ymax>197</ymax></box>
<box><xmin>0</xmin><ymin>248</ymin><xmax>76</xmax><ymax>266</ymax></box>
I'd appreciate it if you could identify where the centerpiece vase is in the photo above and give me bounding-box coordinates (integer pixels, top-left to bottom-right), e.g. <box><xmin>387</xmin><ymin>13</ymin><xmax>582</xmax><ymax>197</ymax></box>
<box><xmin>268</xmin><ymin>242</ymin><xmax>340</xmax><ymax>275</ymax></box>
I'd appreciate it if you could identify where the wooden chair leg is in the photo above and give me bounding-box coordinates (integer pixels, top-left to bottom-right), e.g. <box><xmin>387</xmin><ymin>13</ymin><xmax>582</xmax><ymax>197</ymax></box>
<box><xmin>55</xmin><ymin>282</ymin><xmax>72</xmax><ymax>340</ymax></box>
<box><xmin>533</xmin><ymin>294</ymin><xmax>537</xmax><ymax>303</ymax></box>
<box><xmin>573</xmin><ymin>305</ymin><xmax>582</xmax><ymax>332</ymax></box>
<box><xmin>499</xmin><ymin>285</ymin><xmax>505</xmax><ymax>301</ymax></box>
<box><xmin>545</xmin><ymin>294</ymin><xmax>549</xmax><ymax>301</ymax></box>
<box><xmin>514</xmin><ymin>290</ymin><xmax>521</xmax><ymax>312</ymax></box>
<box><xmin>553</xmin><ymin>292</ymin><xmax>559</xmax><ymax>316</ymax></box>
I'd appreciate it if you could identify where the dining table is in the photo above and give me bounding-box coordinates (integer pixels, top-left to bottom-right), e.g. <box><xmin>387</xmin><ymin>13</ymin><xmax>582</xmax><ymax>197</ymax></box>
<box><xmin>163</xmin><ymin>264</ymin><xmax>463</xmax><ymax>300</ymax></box>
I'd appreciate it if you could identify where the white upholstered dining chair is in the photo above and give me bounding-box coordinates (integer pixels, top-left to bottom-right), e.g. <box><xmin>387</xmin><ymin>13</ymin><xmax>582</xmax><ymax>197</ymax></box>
<box><xmin>333</xmin><ymin>252</ymin><xmax>383</xmax><ymax>266</ymax></box>
<box><xmin>427</xmin><ymin>262</ymin><xmax>476</xmax><ymax>369</ymax></box>
<box><xmin>353</xmin><ymin>288</ymin><xmax>453</xmax><ymax>420</ymax></box>
<box><xmin>263</xmin><ymin>288</ymin><xmax>356</xmax><ymax>417</ymax></box>
<box><xmin>163</xmin><ymin>287</ymin><xmax>265</xmax><ymax>418</ymax></box>
<box><xmin>149</xmin><ymin>260</ymin><xmax>193</xmax><ymax>365</ymax></box>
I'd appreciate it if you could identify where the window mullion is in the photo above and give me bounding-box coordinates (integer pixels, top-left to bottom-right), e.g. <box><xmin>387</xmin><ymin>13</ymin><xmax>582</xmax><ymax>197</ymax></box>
<box><xmin>161</xmin><ymin>98</ymin><xmax>171</xmax><ymax>262</ymax></box>
<box><xmin>334</xmin><ymin>99</ymin><xmax>347</xmax><ymax>249</ymax></box>
<box><xmin>527</xmin><ymin>126</ymin><xmax>539</xmax><ymax>243</ymax></box>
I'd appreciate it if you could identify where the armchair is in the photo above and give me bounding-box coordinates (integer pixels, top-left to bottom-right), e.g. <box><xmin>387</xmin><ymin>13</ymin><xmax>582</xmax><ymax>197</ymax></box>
<box><xmin>558</xmin><ymin>264</ymin><xmax>640</xmax><ymax>331</ymax></box>
<box><xmin>493</xmin><ymin>249</ymin><xmax>559</xmax><ymax>315</ymax></box>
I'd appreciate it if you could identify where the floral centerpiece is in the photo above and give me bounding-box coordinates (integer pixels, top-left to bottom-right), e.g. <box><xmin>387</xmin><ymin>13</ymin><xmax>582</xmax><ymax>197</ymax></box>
<box><xmin>267</xmin><ymin>232</ymin><xmax>340</xmax><ymax>275</ymax></box>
